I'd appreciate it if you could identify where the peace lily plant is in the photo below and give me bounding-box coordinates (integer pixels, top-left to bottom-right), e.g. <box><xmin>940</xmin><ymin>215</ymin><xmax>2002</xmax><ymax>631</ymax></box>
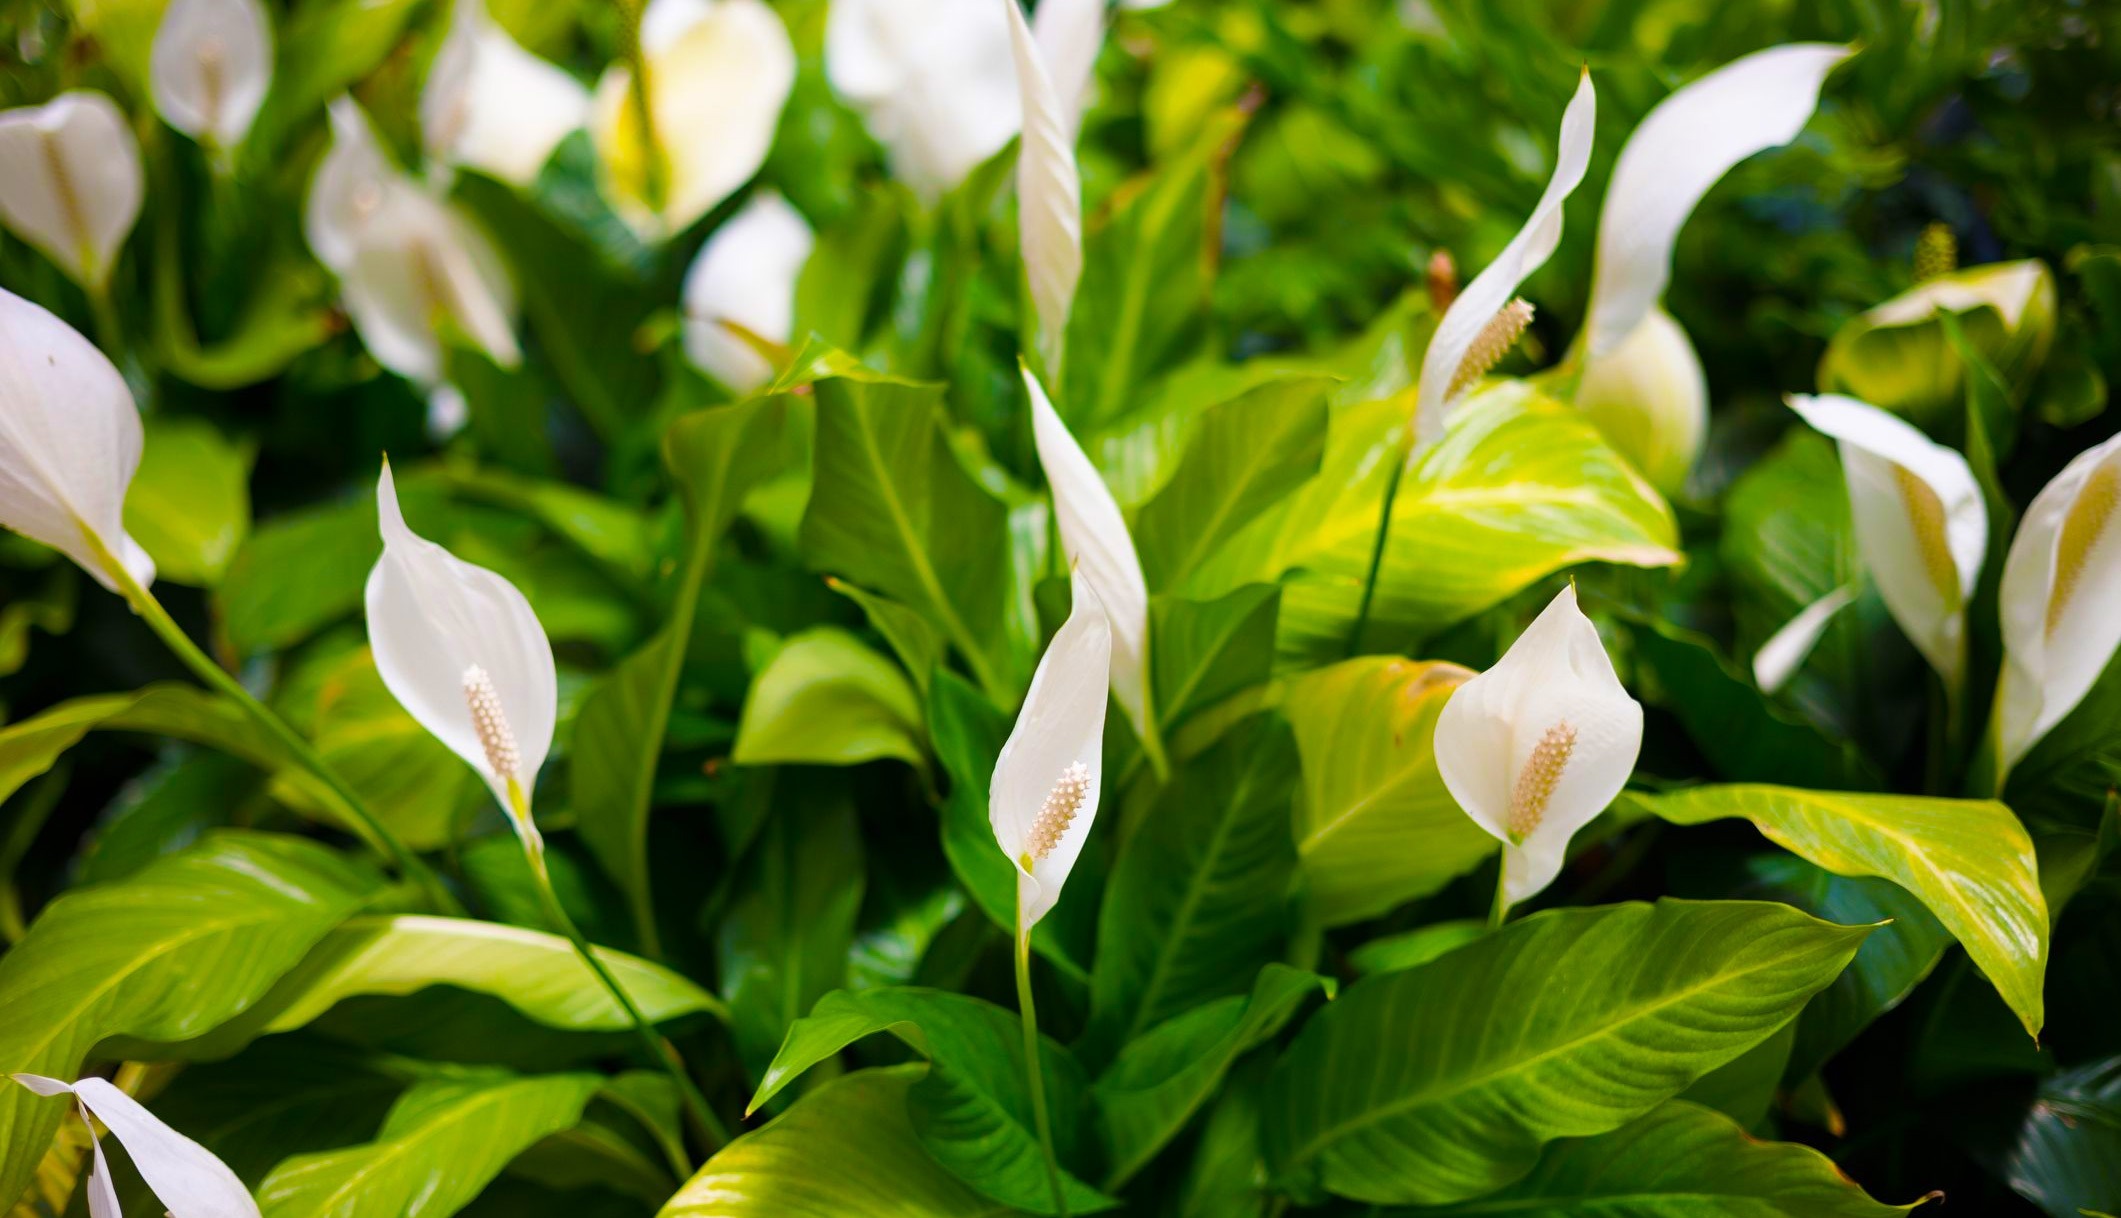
<box><xmin>422</xmin><ymin>0</ymin><xmax>589</xmax><ymax>188</ymax></box>
<box><xmin>0</xmin><ymin>91</ymin><xmax>143</xmax><ymax>337</ymax></box>
<box><xmin>149</xmin><ymin>0</ymin><xmax>273</xmax><ymax>161</ymax></box>
<box><xmin>10</xmin><ymin>1074</ymin><xmax>256</xmax><ymax>1218</ymax></box>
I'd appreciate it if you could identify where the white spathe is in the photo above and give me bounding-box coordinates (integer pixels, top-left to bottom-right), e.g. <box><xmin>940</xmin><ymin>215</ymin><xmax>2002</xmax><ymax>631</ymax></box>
<box><xmin>1005</xmin><ymin>0</ymin><xmax>1083</xmax><ymax>372</ymax></box>
<box><xmin>0</xmin><ymin>91</ymin><xmax>144</xmax><ymax>291</ymax></box>
<box><xmin>990</xmin><ymin>566</ymin><xmax>1111</xmax><ymax>929</ymax></box>
<box><xmin>151</xmin><ymin>0</ymin><xmax>274</xmax><ymax>150</ymax></box>
<box><xmin>0</xmin><ymin>287</ymin><xmax>156</xmax><ymax>593</ymax></box>
<box><xmin>680</xmin><ymin>191</ymin><xmax>814</xmax><ymax>391</ymax></box>
<box><xmin>423</xmin><ymin>0</ymin><xmax>589</xmax><ymax>187</ymax></box>
<box><xmin>1996</xmin><ymin>431</ymin><xmax>2121</xmax><ymax>774</ymax></box>
<box><xmin>305</xmin><ymin>98</ymin><xmax>395</xmax><ymax>274</ymax></box>
<box><xmin>1753</xmin><ymin>583</ymin><xmax>1858</xmax><ymax>695</ymax></box>
<box><xmin>1435</xmin><ymin>585</ymin><xmax>1643</xmax><ymax>909</ymax></box>
<box><xmin>1571</xmin><ymin>307</ymin><xmax>1707</xmax><ymax>495</ymax></box>
<box><xmin>1415</xmin><ymin>70</ymin><xmax>1595</xmax><ymax>443</ymax></box>
<box><xmin>826</xmin><ymin>0</ymin><xmax>1020</xmax><ymax>199</ymax></box>
<box><xmin>365</xmin><ymin>461</ymin><xmax>557</xmax><ymax>834</ymax></box>
<box><xmin>1788</xmin><ymin>393</ymin><xmax>1987</xmax><ymax>691</ymax></box>
<box><xmin>1025</xmin><ymin>366</ymin><xmax>1151</xmax><ymax>754</ymax></box>
<box><xmin>1031</xmin><ymin>0</ymin><xmax>1103</xmax><ymax>142</ymax></box>
<box><xmin>591</xmin><ymin>0</ymin><xmax>795</xmax><ymax>236</ymax></box>
<box><xmin>12</xmin><ymin>1074</ymin><xmax>258</xmax><ymax>1218</ymax></box>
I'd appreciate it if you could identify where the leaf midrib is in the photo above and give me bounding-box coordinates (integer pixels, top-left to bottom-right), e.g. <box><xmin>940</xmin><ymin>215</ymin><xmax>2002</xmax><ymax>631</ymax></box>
<box><xmin>275</xmin><ymin>1081</ymin><xmax>571</xmax><ymax>1213</ymax></box>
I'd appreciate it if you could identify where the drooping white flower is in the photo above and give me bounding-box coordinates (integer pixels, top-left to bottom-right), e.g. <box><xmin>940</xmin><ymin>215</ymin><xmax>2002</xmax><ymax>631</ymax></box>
<box><xmin>0</xmin><ymin>287</ymin><xmax>156</xmax><ymax>593</ymax></box>
<box><xmin>825</xmin><ymin>0</ymin><xmax>1020</xmax><ymax>199</ymax></box>
<box><xmin>422</xmin><ymin>0</ymin><xmax>589</xmax><ymax>187</ymax></box>
<box><xmin>365</xmin><ymin>461</ymin><xmax>556</xmax><ymax>847</ymax></box>
<box><xmin>12</xmin><ymin>1074</ymin><xmax>258</xmax><ymax>1218</ymax></box>
<box><xmin>1005</xmin><ymin>0</ymin><xmax>1083</xmax><ymax>373</ymax></box>
<box><xmin>1415</xmin><ymin>70</ymin><xmax>1595</xmax><ymax>442</ymax></box>
<box><xmin>1435</xmin><ymin>585</ymin><xmax>1643</xmax><ymax>910</ymax></box>
<box><xmin>680</xmin><ymin>191</ymin><xmax>814</xmax><ymax>391</ymax></box>
<box><xmin>1571</xmin><ymin>44</ymin><xmax>1848</xmax><ymax>492</ymax></box>
<box><xmin>990</xmin><ymin>565</ymin><xmax>1110</xmax><ymax>929</ymax></box>
<box><xmin>1995</xmin><ymin>432</ymin><xmax>2121</xmax><ymax>775</ymax></box>
<box><xmin>150</xmin><ymin>0</ymin><xmax>273</xmax><ymax>151</ymax></box>
<box><xmin>590</xmin><ymin>0</ymin><xmax>795</xmax><ymax>237</ymax></box>
<box><xmin>1025</xmin><ymin>366</ymin><xmax>1153</xmax><ymax>762</ymax></box>
<box><xmin>1788</xmin><ymin>393</ymin><xmax>1986</xmax><ymax>692</ymax></box>
<box><xmin>0</xmin><ymin>91</ymin><xmax>144</xmax><ymax>291</ymax></box>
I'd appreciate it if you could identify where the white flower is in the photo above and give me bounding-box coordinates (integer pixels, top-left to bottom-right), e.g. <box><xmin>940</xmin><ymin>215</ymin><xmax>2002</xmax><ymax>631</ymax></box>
<box><xmin>305</xmin><ymin>98</ymin><xmax>395</xmax><ymax>274</ymax></box>
<box><xmin>0</xmin><ymin>286</ymin><xmax>155</xmax><ymax>592</ymax></box>
<box><xmin>1572</xmin><ymin>44</ymin><xmax>1848</xmax><ymax>492</ymax></box>
<box><xmin>680</xmin><ymin>191</ymin><xmax>814</xmax><ymax>391</ymax></box>
<box><xmin>1005</xmin><ymin>0</ymin><xmax>1084</xmax><ymax>373</ymax></box>
<box><xmin>1752</xmin><ymin>582</ymin><xmax>1858</xmax><ymax>695</ymax></box>
<box><xmin>825</xmin><ymin>0</ymin><xmax>1020</xmax><ymax>199</ymax></box>
<box><xmin>365</xmin><ymin>461</ymin><xmax>557</xmax><ymax>847</ymax></box>
<box><xmin>1415</xmin><ymin>70</ymin><xmax>1595</xmax><ymax>443</ymax></box>
<box><xmin>12</xmin><ymin>1074</ymin><xmax>258</xmax><ymax>1218</ymax></box>
<box><xmin>1032</xmin><ymin>0</ymin><xmax>1102</xmax><ymax>142</ymax></box>
<box><xmin>1025</xmin><ymin>366</ymin><xmax>1154</xmax><ymax>763</ymax></box>
<box><xmin>1995</xmin><ymin>431</ymin><xmax>2121</xmax><ymax>775</ymax></box>
<box><xmin>1787</xmin><ymin>393</ymin><xmax>1986</xmax><ymax>692</ymax></box>
<box><xmin>990</xmin><ymin>565</ymin><xmax>1110</xmax><ymax>929</ymax></box>
<box><xmin>151</xmin><ymin>0</ymin><xmax>273</xmax><ymax>151</ymax></box>
<box><xmin>422</xmin><ymin>0</ymin><xmax>589</xmax><ymax>187</ymax></box>
<box><xmin>0</xmin><ymin>91</ymin><xmax>144</xmax><ymax>291</ymax></box>
<box><xmin>1435</xmin><ymin>585</ymin><xmax>1643</xmax><ymax>910</ymax></box>
<box><xmin>591</xmin><ymin>0</ymin><xmax>794</xmax><ymax>236</ymax></box>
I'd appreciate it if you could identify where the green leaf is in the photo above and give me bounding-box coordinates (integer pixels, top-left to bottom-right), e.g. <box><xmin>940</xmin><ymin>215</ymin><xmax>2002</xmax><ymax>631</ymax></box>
<box><xmin>1637</xmin><ymin>785</ymin><xmax>2049</xmax><ymax>1037</ymax></box>
<box><xmin>831</xmin><ymin>579</ymin><xmax>947</xmax><ymax>696</ymax></box>
<box><xmin>1280</xmin><ymin>657</ymin><xmax>1493</xmax><ymax>927</ymax></box>
<box><xmin>1676</xmin><ymin>1019</ymin><xmax>1795</xmax><ymax>1131</ymax></box>
<box><xmin>123</xmin><ymin>415</ymin><xmax>252</xmax><ymax>587</ymax></box>
<box><xmin>1150</xmin><ymin>585</ymin><xmax>1279</xmax><ymax>733</ymax></box>
<box><xmin>2007</xmin><ymin>1058</ymin><xmax>2121</xmax><ymax>1218</ymax></box>
<box><xmin>258</xmin><ymin>1072</ymin><xmax>601</xmax><ymax>1218</ymax></box>
<box><xmin>120</xmin><ymin>914</ymin><xmax>723</xmax><ymax>1060</ymax></box>
<box><xmin>1096</xmin><ymin>965</ymin><xmax>1331</xmax><ymax>1188</ymax></box>
<box><xmin>1087</xmin><ymin>715</ymin><xmax>1299</xmax><ymax>1058</ymax></box>
<box><xmin>1345</xmin><ymin>920</ymin><xmax>1486</xmax><ymax>976</ymax></box>
<box><xmin>218</xmin><ymin>494</ymin><xmax>380</xmax><ymax>655</ymax></box>
<box><xmin>749</xmin><ymin>987</ymin><xmax>1113</xmax><ymax>1214</ymax></box>
<box><xmin>249</xmin><ymin>0</ymin><xmax>424</xmax><ymax>155</ymax></box>
<box><xmin>280</xmin><ymin>648</ymin><xmax>484</xmax><ymax>851</ymax></box>
<box><xmin>799</xmin><ymin>373</ymin><xmax>1023</xmax><ymax>702</ymax></box>
<box><xmin>718</xmin><ymin>772</ymin><xmax>866</xmax><ymax>1083</ymax></box>
<box><xmin>0</xmin><ymin>833</ymin><xmax>381</xmax><ymax>1207</ymax></box>
<box><xmin>1406</xmin><ymin>1099</ymin><xmax>1929</xmax><ymax>1216</ymax></box>
<box><xmin>1262</xmin><ymin>899</ymin><xmax>1871</xmax><ymax>1206</ymax></box>
<box><xmin>732</xmin><ymin>627</ymin><xmax>926</xmax><ymax>770</ymax></box>
<box><xmin>659</xmin><ymin>1066</ymin><xmax>1015</xmax><ymax>1217</ymax></box>
<box><xmin>1138</xmin><ymin>378</ymin><xmax>1331</xmax><ymax>593</ymax></box>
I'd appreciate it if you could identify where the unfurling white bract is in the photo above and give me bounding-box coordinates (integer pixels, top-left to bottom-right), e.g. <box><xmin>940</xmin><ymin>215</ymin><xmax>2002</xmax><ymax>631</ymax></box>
<box><xmin>1005</xmin><ymin>0</ymin><xmax>1085</xmax><ymax>373</ymax></box>
<box><xmin>1752</xmin><ymin>582</ymin><xmax>1858</xmax><ymax>695</ymax></box>
<box><xmin>1995</xmin><ymin>432</ymin><xmax>2121</xmax><ymax>777</ymax></box>
<box><xmin>1024</xmin><ymin>367</ymin><xmax>1153</xmax><ymax>762</ymax></box>
<box><xmin>0</xmin><ymin>287</ymin><xmax>156</xmax><ymax>593</ymax></box>
<box><xmin>1435</xmin><ymin>585</ymin><xmax>1643</xmax><ymax>909</ymax></box>
<box><xmin>990</xmin><ymin>567</ymin><xmax>1111</xmax><ymax>929</ymax></box>
<box><xmin>365</xmin><ymin>462</ymin><xmax>557</xmax><ymax>851</ymax></box>
<box><xmin>151</xmin><ymin>0</ymin><xmax>273</xmax><ymax>152</ymax></box>
<box><xmin>0</xmin><ymin>92</ymin><xmax>143</xmax><ymax>291</ymax></box>
<box><xmin>680</xmin><ymin>191</ymin><xmax>815</xmax><ymax>391</ymax></box>
<box><xmin>1786</xmin><ymin>393</ymin><xmax>1986</xmax><ymax>693</ymax></box>
<box><xmin>590</xmin><ymin>0</ymin><xmax>795</xmax><ymax>236</ymax></box>
<box><xmin>1415</xmin><ymin>70</ymin><xmax>1594</xmax><ymax>443</ymax></box>
<box><xmin>423</xmin><ymin>0</ymin><xmax>589</xmax><ymax>187</ymax></box>
<box><xmin>12</xmin><ymin>1074</ymin><xmax>259</xmax><ymax>1218</ymax></box>
<box><xmin>825</xmin><ymin>0</ymin><xmax>1021</xmax><ymax>199</ymax></box>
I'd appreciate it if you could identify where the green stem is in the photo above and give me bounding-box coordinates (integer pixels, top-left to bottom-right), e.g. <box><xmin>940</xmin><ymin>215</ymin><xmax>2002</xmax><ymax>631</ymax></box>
<box><xmin>105</xmin><ymin>549</ymin><xmax>455</xmax><ymax>911</ymax></box>
<box><xmin>1347</xmin><ymin>430</ymin><xmax>1415</xmax><ymax>658</ymax></box>
<box><xmin>1487</xmin><ymin>865</ymin><xmax>1510</xmax><ymax>930</ymax></box>
<box><xmin>1016</xmin><ymin>924</ymin><xmax>1070</xmax><ymax>1218</ymax></box>
<box><xmin>524</xmin><ymin>832</ymin><xmax>728</xmax><ymax>1155</ymax></box>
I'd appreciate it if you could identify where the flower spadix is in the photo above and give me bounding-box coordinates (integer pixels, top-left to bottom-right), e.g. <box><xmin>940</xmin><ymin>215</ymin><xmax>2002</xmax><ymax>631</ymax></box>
<box><xmin>1436</xmin><ymin>585</ymin><xmax>1643</xmax><ymax>910</ymax></box>
<box><xmin>422</xmin><ymin>0</ymin><xmax>589</xmax><ymax>187</ymax></box>
<box><xmin>1005</xmin><ymin>0</ymin><xmax>1085</xmax><ymax>373</ymax></box>
<box><xmin>1025</xmin><ymin>366</ymin><xmax>1153</xmax><ymax>760</ymax></box>
<box><xmin>12</xmin><ymin>1074</ymin><xmax>258</xmax><ymax>1218</ymax></box>
<box><xmin>366</xmin><ymin>462</ymin><xmax>556</xmax><ymax>849</ymax></box>
<box><xmin>1788</xmin><ymin>393</ymin><xmax>1986</xmax><ymax>691</ymax></box>
<box><xmin>0</xmin><ymin>287</ymin><xmax>156</xmax><ymax>592</ymax></box>
<box><xmin>826</xmin><ymin>0</ymin><xmax>1020</xmax><ymax>199</ymax></box>
<box><xmin>1414</xmin><ymin>69</ymin><xmax>1594</xmax><ymax>443</ymax></box>
<box><xmin>680</xmin><ymin>191</ymin><xmax>814</xmax><ymax>391</ymax></box>
<box><xmin>1995</xmin><ymin>431</ymin><xmax>2121</xmax><ymax>775</ymax></box>
<box><xmin>591</xmin><ymin>0</ymin><xmax>794</xmax><ymax>237</ymax></box>
<box><xmin>151</xmin><ymin>0</ymin><xmax>273</xmax><ymax>152</ymax></box>
<box><xmin>991</xmin><ymin>566</ymin><xmax>1110</xmax><ymax>929</ymax></box>
<box><xmin>0</xmin><ymin>92</ymin><xmax>143</xmax><ymax>291</ymax></box>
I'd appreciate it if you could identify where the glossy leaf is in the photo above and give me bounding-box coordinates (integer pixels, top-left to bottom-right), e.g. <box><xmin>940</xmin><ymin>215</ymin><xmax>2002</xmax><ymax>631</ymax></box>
<box><xmin>2006</xmin><ymin>1057</ymin><xmax>2121</xmax><ymax>1218</ymax></box>
<box><xmin>732</xmin><ymin>627</ymin><xmax>926</xmax><ymax>770</ymax></box>
<box><xmin>122</xmin><ymin>415</ymin><xmax>252</xmax><ymax>587</ymax></box>
<box><xmin>1149</xmin><ymin>584</ymin><xmax>1279</xmax><ymax>732</ymax></box>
